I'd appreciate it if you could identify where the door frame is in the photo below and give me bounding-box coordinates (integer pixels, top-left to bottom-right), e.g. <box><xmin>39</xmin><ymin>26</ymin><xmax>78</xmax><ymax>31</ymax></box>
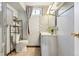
<box><xmin>2</xmin><ymin>2</ymin><xmax>7</xmax><ymax>56</ymax></box>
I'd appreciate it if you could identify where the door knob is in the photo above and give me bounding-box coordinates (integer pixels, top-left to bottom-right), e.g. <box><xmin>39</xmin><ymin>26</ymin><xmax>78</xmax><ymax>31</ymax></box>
<box><xmin>71</xmin><ymin>32</ymin><xmax>79</xmax><ymax>38</ymax></box>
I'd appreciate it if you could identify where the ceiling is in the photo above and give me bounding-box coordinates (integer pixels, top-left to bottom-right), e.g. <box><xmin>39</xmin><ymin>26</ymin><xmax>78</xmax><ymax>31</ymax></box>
<box><xmin>24</xmin><ymin>2</ymin><xmax>53</xmax><ymax>6</ymax></box>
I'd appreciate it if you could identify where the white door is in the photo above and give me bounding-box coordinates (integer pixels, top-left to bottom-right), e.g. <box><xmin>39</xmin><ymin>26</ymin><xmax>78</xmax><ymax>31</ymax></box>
<box><xmin>0</xmin><ymin>27</ymin><xmax>2</xmax><ymax>56</ymax></box>
<box><xmin>0</xmin><ymin>2</ymin><xmax>2</xmax><ymax>55</ymax></box>
<box><xmin>57</xmin><ymin>3</ymin><xmax>74</xmax><ymax>56</ymax></box>
<box><xmin>74</xmin><ymin>3</ymin><xmax>79</xmax><ymax>56</ymax></box>
<box><xmin>28</xmin><ymin>15</ymin><xmax>40</xmax><ymax>46</ymax></box>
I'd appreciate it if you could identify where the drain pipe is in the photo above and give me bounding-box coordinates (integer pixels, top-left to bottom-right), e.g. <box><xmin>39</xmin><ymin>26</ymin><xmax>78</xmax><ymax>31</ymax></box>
<box><xmin>55</xmin><ymin>10</ymin><xmax>58</xmax><ymax>27</ymax></box>
<box><xmin>54</xmin><ymin>10</ymin><xmax>59</xmax><ymax>56</ymax></box>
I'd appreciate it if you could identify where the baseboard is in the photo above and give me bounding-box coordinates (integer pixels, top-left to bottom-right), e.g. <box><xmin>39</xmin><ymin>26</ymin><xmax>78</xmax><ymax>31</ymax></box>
<box><xmin>27</xmin><ymin>45</ymin><xmax>40</xmax><ymax>47</ymax></box>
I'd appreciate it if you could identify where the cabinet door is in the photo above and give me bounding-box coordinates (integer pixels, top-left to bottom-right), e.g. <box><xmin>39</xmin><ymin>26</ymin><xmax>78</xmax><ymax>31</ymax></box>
<box><xmin>41</xmin><ymin>36</ymin><xmax>49</xmax><ymax>56</ymax></box>
<box><xmin>48</xmin><ymin>36</ymin><xmax>58</xmax><ymax>56</ymax></box>
<box><xmin>74</xmin><ymin>3</ymin><xmax>79</xmax><ymax>56</ymax></box>
<box><xmin>41</xmin><ymin>35</ymin><xmax>57</xmax><ymax>56</ymax></box>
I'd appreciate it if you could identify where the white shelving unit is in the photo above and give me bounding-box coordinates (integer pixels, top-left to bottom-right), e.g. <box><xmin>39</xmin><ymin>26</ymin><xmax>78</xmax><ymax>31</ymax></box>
<box><xmin>9</xmin><ymin>17</ymin><xmax>23</xmax><ymax>52</ymax></box>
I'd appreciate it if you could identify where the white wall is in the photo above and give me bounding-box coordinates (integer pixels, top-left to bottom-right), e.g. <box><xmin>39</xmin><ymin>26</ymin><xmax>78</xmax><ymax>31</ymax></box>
<box><xmin>7</xmin><ymin>4</ymin><xmax>18</xmax><ymax>17</ymax></box>
<box><xmin>18</xmin><ymin>11</ymin><xmax>27</xmax><ymax>40</ymax></box>
<box><xmin>19</xmin><ymin>3</ymin><xmax>26</xmax><ymax>11</ymax></box>
<box><xmin>28</xmin><ymin>14</ymin><xmax>55</xmax><ymax>46</ymax></box>
<box><xmin>57</xmin><ymin>3</ymin><xmax>74</xmax><ymax>56</ymax></box>
<box><xmin>40</xmin><ymin>15</ymin><xmax>55</xmax><ymax>32</ymax></box>
<box><xmin>28</xmin><ymin>15</ymin><xmax>40</xmax><ymax>46</ymax></box>
<box><xmin>0</xmin><ymin>3</ymin><xmax>5</xmax><ymax>56</ymax></box>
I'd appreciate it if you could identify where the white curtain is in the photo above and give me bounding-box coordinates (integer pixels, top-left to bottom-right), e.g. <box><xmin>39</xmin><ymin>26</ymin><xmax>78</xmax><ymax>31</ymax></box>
<box><xmin>26</xmin><ymin>6</ymin><xmax>33</xmax><ymax>35</ymax></box>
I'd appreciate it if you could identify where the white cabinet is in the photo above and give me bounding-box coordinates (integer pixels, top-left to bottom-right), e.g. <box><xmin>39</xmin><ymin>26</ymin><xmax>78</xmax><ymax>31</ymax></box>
<box><xmin>0</xmin><ymin>27</ymin><xmax>2</xmax><ymax>55</ymax></box>
<box><xmin>57</xmin><ymin>3</ymin><xmax>74</xmax><ymax>56</ymax></box>
<box><xmin>74</xmin><ymin>3</ymin><xmax>79</xmax><ymax>56</ymax></box>
<box><xmin>41</xmin><ymin>32</ymin><xmax>58</xmax><ymax>56</ymax></box>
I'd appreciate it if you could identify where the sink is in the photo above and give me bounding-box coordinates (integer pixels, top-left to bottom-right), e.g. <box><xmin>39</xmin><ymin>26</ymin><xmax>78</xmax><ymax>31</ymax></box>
<box><xmin>40</xmin><ymin>32</ymin><xmax>52</xmax><ymax>35</ymax></box>
<box><xmin>40</xmin><ymin>32</ymin><xmax>57</xmax><ymax>36</ymax></box>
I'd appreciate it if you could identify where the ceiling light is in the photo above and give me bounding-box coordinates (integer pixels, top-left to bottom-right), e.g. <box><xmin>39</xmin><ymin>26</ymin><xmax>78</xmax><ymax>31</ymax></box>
<box><xmin>47</xmin><ymin>3</ymin><xmax>58</xmax><ymax>15</ymax></box>
<box><xmin>47</xmin><ymin>5</ymin><xmax>52</xmax><ymax>14</ymax></box>
<box><xmin>47</xmin><ymin>2</ymin><xmax>64</xmax><ymax>15</ymax></box>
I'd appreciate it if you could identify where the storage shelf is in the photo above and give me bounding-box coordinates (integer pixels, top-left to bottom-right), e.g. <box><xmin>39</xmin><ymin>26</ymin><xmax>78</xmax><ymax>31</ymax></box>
<box><xmin>13</xmin><ymin>19</ymin><xmax>22</xmax><ymax>22</ymax></box>
<box><xmin>10</xmin><ymin>18</ymin><xmax>23</xmax><ymax>52</ymax></box>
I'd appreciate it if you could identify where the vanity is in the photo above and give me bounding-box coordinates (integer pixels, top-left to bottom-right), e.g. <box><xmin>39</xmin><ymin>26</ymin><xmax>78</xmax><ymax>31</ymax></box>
<box><xmin>40</xmin><ymin>32</ymin><xmax>58</xmax><ymax>56</ymax></box>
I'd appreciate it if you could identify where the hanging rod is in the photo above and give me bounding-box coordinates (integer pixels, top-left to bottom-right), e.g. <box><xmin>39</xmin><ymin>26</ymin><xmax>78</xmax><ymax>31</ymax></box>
<box><xmin>58</xmin><ymin>5</ymin><xmax>74</xmax><ymax>17</ymax></box>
